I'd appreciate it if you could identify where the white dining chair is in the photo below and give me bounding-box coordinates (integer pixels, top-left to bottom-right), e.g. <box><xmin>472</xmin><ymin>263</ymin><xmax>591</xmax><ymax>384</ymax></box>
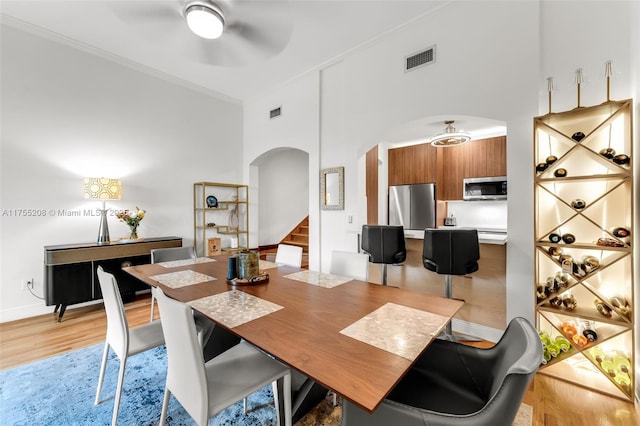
<box><xmin>149</xmin><ymin>246</ymin><xmax>197</xmax><ymax>321</ymax></box>
<box><xmin>329</xmin><ymin>250</ymin><xmax>370</xmax><ymax>281</ymax></box>
<box><xmin>275</xmin><ymin>244</ymin><xmax>303</xmax><ymax>268</ymax></box>
<box><xmin>95</xmin><ymin>266</ymin><xmax>165</xmax><ymax>426</ymax></box>
<box><xmin>155</xmin><ymin>288</ymin><xmax>292</xmax><ymax>426</ymax></box>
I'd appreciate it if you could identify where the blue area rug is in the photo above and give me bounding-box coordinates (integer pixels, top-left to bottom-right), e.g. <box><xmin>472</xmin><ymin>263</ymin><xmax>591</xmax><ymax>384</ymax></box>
<box><xmin>0</xmin><ymin>344</ymin><xmax>278</xmax><ymax>425</ymax></box>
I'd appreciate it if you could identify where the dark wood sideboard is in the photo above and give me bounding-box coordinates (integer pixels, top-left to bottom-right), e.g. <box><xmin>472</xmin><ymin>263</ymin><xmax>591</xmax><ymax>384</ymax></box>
<box><xmin>44</xmin><ymin>236</ymin><xmax>182</xmax><ymax>321</ymax></box>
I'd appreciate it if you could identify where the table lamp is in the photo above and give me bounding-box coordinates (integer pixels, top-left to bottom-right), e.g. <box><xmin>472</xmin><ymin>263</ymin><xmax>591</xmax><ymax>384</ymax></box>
<box><xmin>83</xmin><ymin>177</ymin><xmax>122</xmax><ymax>245</ymax></box>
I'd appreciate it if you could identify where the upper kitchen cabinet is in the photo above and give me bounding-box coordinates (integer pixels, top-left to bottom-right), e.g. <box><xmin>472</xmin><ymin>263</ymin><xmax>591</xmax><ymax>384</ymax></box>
<box><xmin>388</xmin><ymin>143</ymin><xmax>438</xmax><ymax>186</ymax></box>
<box><xmin>388</xmin><ymin>136</ymin><xmax>506</xmax><ymax>200</ymax></box>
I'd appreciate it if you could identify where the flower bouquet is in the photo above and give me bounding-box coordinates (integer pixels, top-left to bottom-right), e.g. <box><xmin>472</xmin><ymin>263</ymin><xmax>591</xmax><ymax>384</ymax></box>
<box><xmin>116</xmin><ymin>207</ymin><xmax>145</xmax><ymax>240</ymax></box>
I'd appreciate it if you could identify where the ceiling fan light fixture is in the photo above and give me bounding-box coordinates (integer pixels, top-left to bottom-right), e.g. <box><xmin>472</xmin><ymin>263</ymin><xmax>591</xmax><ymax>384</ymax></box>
<box><xmin>185</xmin><ymin>4</ymin><xmax>225</xmax><ymax>39</ymax></box>
<box><xmin>430</xmin><ymin>120</ymin><xmax>471</xmax><ymax>147</ymax></box>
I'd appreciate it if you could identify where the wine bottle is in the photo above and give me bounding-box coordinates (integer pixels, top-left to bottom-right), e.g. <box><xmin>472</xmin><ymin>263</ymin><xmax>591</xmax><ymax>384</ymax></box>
<box><xmin>594</xmin><ymin>299</ymin><xmax>613</xmax><ymax>318</ymax></box>
<box><xmin>581</xmin><ymin>320</ymin><xmax>598</xmax><ymax>342</ymax></box>
<box><xmin>572</xmin><ymin>131</ymin><xmax>585</xmax><ymax>141</ymax></box>
<box><xmin>546</xmin><ymin>342</ymin><xmax>560</xmax><ymax>358</ymax></box>
<box><xmin>571</xmin><ymin>199</ymin><xmax>586</xmax><ymax>210</ymax></box>
<box><xmin>562</xmin><ymin>294</ymin><xmax>577</xmax><ymax>310</ymax></box>
<box><xmin>536</xmin><ymin>163</ymin><xmax>548</xmax><ymax>173</ymax></box>
<box><xmin>549</xmin><ymin>296</ymin><xmax>563</xmax><ymax>308</ymax></box>
<box><xmin>555</xmin><ymin>336</ymin><xmax>571</xmax><ymax>352</ymax></box>
<box><xmin>571</xmin><ymin>333</ymin><xmax>588</xmax><ymax>347</ymax></box>
<box><xmin>612</xmin><ymin>227</ymin><xmax>630</xmax><ymax>239</ymax></box>
<box><xmin>555</xmin><ymin>272</ymin><xmax>570</xmax><ymax>288</ymax></box>
<box><xmin>612</xmin><ymin>153</ymin><xmax>630</xmax><ymax>165</ymax></box>
<box><xmin>613</xmin><ymin>355</ymin><xmax>631</xmax><ymax>374</ymax></box>
<box><xmin>542</xmin><ymin>348</ymin><xmax>552</xmax><ymax>365</ymax></box>
<box><xmin>549</xmin><ymin>233</ymin><xmax>562</xmax><ymax>243</ymax></box>
<box><xmin>546</xmin><ymin>155</ymin><xmax>558</xmax><ymax>165</ymax></box>
<box><xmin>554</xmin><ymin>168</ymin><xmax>568</xmax><ymax>177</ymax></box>
<box><xmin>599</xmin><ymin>147</ymin><xmax>616</xmax><ymax>159</ymax></box>
<box><xmin>560</xmin><ymin>321</ymin><xmax>578</xmax><ymax>338</ymax></box>
<box><xmin>589</xmin><ymin>347</ymin><xmax>605</xmax><ymax>364</ymax></box>
<box><xmin>562</xmin><ymin>233</ymin><xmax>576</xmax><ymax>244</ymax></box>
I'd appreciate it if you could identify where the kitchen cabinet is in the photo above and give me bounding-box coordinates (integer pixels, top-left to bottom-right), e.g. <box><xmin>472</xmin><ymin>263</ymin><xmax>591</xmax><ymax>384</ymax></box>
<box><xmin>388</xmin><ymin>136</ymin><xmax>506</xmax><ymax>201</ymax></box>
<box><xmin>533</xmin><ymin>99</ymin><xmax>634</xmax><ymax>401</ymax></box>
<box><xmin>193</xmin><ymin>182</ymin><xmax>249</xmax><ymax>256</ymax></box>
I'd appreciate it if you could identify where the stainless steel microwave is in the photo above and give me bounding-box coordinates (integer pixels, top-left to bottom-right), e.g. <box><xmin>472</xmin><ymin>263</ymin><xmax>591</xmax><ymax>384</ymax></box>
<box><xmin>463</xmin><ymin>176</ymin><xmax>507</xmax><ymax>200</ymax></box>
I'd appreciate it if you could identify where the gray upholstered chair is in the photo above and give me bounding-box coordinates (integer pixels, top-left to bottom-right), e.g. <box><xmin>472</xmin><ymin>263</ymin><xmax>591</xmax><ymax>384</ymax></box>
<box><xmin>149</xmin><ymin>246</ymin><xmax>197</xmax><ymax>321</ymax></box>
<box><xmin>360</xmin><ymin>225</ymin><xmax>406</xmax><ymax>285</ymax></box>
<box><xmin>155</xmin><ymin>288</ymin><xmax>292</xmax><ymax>426</ymax></box>
<box><xmin>342</xmin><ymin>317</ymin><xmax>542</xmax><ymax>426</ymax></box>
<box><xmin>95</xmin><ymin>266</ymin><xmax>165</xmax><ymax>426</ymax></box>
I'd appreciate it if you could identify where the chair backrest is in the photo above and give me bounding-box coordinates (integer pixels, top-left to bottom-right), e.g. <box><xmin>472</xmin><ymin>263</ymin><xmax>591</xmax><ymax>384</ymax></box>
<box><xmin>485</xmin><ymin>317</ymin><xmax>542</xmax><ymax>401</ymax></box>
<box><xmin>275</xmin><ymin>244</ymin><xmax>303</xmax><ymax>268</ymax></box>
<box><xmin>330</xmin><ymin>250</ymin><xmax>369</xmax><ymax>281</ymax></box>
<box><xmin>155</xmin><ymin>288</ymin><xmax>209</xmax><ymax>422</ymax></box>
<box><xmin>96</xmin><ymin>266</ymin><xmax>129</xmax><ymax>359</ymax></box>
<box><xmin>422</xmin><ymin>228</ymin><xmax>479</xmax><ymax>275</ymax></box>
<box><xmin>151</xmin><ymin>246</ymin><xmax>196</xmax><ymax>263</ymax></box>
<box><xmin>360</xmin><ymin>225</ymin><xmax>406</xmax><ymax>264</ymax></box>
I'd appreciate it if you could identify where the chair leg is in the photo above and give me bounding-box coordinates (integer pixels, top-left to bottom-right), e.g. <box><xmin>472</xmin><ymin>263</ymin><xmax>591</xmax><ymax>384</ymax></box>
<box><xmin>159</xmin><ymin>387</ymin><xmax>171</xmax><ymax>425</ymax></box>
<box><xmin>111</xmin><ymin>357</ymin><xmax>127</xmax><ymax>426</ymax></box>
<box><xmin>150</xmin><ymin>294</ymin><xmax>156</xmax><ymax>322</ymax></box>
<box><xmin>283</xmin><ymin>372</ymin><xmax>292</xmax><ymax>426</ymax></box>
<box><xmin>95</xmin><ymin>342</ymin><xmax>110</xmax><ymax>405</ymax></box>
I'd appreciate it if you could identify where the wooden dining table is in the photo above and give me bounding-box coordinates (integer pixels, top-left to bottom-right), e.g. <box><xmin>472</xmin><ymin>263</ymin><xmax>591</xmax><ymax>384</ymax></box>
<box><xmin>123</xmin><ymin>254</ymin><xmax>463</xmax><ymax>414</ymax></box>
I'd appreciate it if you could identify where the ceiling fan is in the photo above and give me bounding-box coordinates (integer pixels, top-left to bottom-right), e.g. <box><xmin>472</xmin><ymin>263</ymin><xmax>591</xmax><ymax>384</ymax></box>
<box><xmin>108</xmin><ymin>0</ymin><xmax>293</xmax><ymax>67</ymax></box>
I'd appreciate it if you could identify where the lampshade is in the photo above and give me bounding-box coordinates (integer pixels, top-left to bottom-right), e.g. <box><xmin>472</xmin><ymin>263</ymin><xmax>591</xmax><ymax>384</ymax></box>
<box><xmin>83</xmin><ymin>177</ymin><xmax>122</xmax><ymax>200</ymax></box>
<box><xmin>430</xmin><ymin>120</ymin><xmax>471</xmax><ymax>147</ymax></box>
<box><xmin>185</xmin><ymin>4</ymin><xmax>225</xmax><ymax>39</ymax></box>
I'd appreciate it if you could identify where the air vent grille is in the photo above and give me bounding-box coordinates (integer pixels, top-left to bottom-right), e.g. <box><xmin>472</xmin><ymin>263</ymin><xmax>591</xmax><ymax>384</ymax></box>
<box><xmin>405</xmin><ymin>45</ymin><xmax>436</xmax><ymax>71</ymax></box>
<box><xmin>270</xmin><ymin>107</ymin><xmax>282</xmax><ymax>119</ymax></box>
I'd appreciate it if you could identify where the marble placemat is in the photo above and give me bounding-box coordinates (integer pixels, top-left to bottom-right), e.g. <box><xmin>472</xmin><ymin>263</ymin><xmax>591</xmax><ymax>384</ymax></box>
<box><xmin>149</xmin><ymin>270</ymin><xmax>216</xmax><ymax>289</ymax></box>
<box><xmin>157</xmin><ymin>257</ymin><xmax>216</xmax><ymax>268</ymax></box>
<box><xmin>188</xmin><ymin>290</ymin><xmax>284</xmax><ymax>328</ymax></box>
<box><xmin>340</xmin><ymin>302</ymin><xmax>449</xmax><ymax>360</ymax></box>
<box><xmin>284</xmin><ymin>270</ymin><xmax>352</xmax><ymax>288</ymax></box>
<box><xmin>259</xmin><ymin>260</ymin><xmax>279</xmax><ymax>270</ymax></box>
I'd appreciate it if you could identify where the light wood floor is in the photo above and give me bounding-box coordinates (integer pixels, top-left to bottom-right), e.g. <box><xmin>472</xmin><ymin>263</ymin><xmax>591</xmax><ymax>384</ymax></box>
<box><xmin>1</xmin><ymin>295</ymin><xmax>638</xmax><ymax>425</ymax></box>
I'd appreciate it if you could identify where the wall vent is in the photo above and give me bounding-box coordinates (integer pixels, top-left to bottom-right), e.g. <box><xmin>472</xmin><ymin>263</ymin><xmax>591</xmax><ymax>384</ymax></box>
<box><xmin>405</xmin><ymin>45</ymin><xmax>436</xmax><ymax>71</ymax></box>
<box><xmin>270</xmin><ymin>106</ymin><xmax>282</xmax><ymax>119</ymax></box>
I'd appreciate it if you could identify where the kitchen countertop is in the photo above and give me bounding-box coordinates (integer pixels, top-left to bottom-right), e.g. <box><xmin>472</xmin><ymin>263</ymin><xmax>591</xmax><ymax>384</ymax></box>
<box><xmin>403</xmin><ymin>227</ymin><xmax>507</xmax><ymax>245</ymax></box>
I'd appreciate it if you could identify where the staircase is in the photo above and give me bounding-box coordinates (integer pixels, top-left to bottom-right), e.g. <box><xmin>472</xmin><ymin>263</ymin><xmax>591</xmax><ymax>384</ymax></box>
<box><xmin>259</xmin><ymin>216</ymin><xmax>309</xmax><ymax>268</ymax></box>
<box><xmin>280</xmin><ymin>216</ymin><xmax>309</xmax><ymax>253</ymax></box>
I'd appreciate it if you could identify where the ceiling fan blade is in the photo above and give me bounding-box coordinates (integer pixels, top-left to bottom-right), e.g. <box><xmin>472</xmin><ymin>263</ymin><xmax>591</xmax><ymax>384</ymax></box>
<box><xmin>108</xmin><ymin>0</ymin><xmax>294</xmax><ymax>66</ymax></box>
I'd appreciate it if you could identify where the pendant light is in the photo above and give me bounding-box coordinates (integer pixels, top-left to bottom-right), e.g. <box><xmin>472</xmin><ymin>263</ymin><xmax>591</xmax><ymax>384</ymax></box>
<box><xmin>185</xmin><ymin>3</ymin><xmax>225</xmax><ymax>39</ymax></box>
<box><xmin>430</xmin><ymin>120</ymin><xmax>471</xmax><ymax>147</ymax></box>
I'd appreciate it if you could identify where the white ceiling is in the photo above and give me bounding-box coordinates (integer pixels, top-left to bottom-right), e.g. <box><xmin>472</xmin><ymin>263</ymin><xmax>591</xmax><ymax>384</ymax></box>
<box><xmin>1</xmin><ymin>0</ymin><xmax>505</xmax><ymax>143</ymax></box>
<box><xmin>1</xmin><ymin>0</ymin><xmax>449</xmax><ymax>101</ymax></box>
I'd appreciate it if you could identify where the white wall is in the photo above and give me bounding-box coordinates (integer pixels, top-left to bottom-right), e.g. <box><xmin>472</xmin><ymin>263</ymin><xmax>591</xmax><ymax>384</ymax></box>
<box><xmin>243</xmin><ymin>73</ymin><xmax>320</xmax><ymax>270</ymax></box>
<box><xmin>255</xmin><ymin>148</ymin><xmax>309</xmax><ymax>245</ymax></box>
<box><xmin>0</xmin><ymin>23</ymin><xmax>243</xmax><ymax>321</ymax></box>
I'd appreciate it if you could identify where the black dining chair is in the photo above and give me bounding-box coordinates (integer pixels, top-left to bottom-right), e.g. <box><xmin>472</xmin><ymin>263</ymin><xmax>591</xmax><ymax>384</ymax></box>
<box><xmin>342</xmin><ymin>317</ymin><xmax>542</xmax><ymax>426</ymax></box>
<box><xmin>360</xmin><ymin>225</ymin><xmax>406</xmax><ymax>285</ymax></box>
<box><xmin>423</xmin><ymin>228</ymin><xmax>480</xmax><ymax>340</ymax></box>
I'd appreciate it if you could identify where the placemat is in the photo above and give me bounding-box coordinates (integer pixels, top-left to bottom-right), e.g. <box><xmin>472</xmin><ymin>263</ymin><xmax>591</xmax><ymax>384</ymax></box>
<box><xmin>188</xmin><ymin>290</ymin><xmax>284</xmax><ymax>328</ymax></box>
<box><xmin>284</xmin><ymin>270</ymin><xmax>352</xmax><ymax>288</ymax></box>
<box><xmin>340</xmin><ymin>302</ymin><xmax>449</xmax><ymax>360</ymax></box>
<box><xmin>149</xmin><ymin>270</ymin><xmax>216</xmax><ymax>289</ymax></box>
<box><xmin>259</xmin><ymin>260</ymin><xmax>279</xmax><ymax>270</ymax></box>
<box><xmin>157</xmin><ymin>257</ymin><xmax>216</xmax><ymax>268</ymax></box>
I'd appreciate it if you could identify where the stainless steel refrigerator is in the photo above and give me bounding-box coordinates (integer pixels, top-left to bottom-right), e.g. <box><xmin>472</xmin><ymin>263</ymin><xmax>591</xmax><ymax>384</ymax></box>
<box><xmin>388</xmin><ymin>183</ymin><xmax>436</xmax><ymax>230</ymax></box>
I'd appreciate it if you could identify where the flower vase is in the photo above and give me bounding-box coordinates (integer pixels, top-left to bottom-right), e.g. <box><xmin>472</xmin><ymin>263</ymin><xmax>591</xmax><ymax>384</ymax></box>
<box><xmin>128</xmin><ymin>225</ymin><xmax>138</xmax><ymax>240</ymax></box>
<box><xmin>229</xmin><ymin>205</ymin><xmax>239</xmax><ymax>230</ymax></box>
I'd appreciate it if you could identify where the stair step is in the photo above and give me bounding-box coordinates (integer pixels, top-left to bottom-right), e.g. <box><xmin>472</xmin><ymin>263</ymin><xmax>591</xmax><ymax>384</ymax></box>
<box><xmin>290</xmin><ymin>233</ymin><xmax>308</xmax><ymax>241</ymax></box>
